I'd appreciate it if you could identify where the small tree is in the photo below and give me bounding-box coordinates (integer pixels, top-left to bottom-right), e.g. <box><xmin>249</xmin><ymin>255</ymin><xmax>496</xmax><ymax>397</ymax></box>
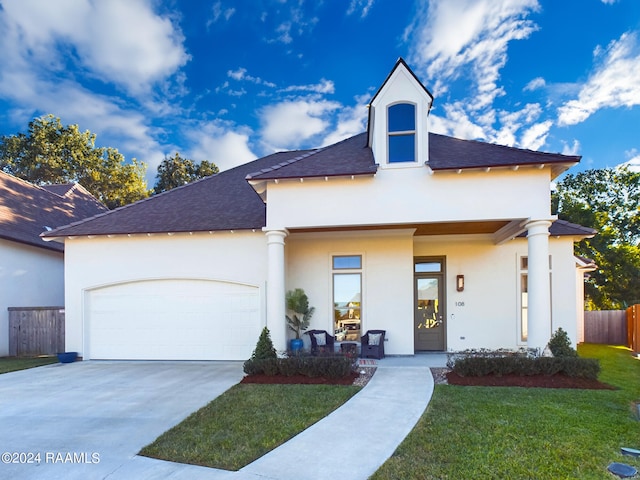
<box><xmin>547</xmin><ymin>328</ymin><xmax>578</xmax><ymax>358</ymax></box>
<box><xmin>285</xmin><ymin>288</ymin><xmax>314</xmax><ymax>339</ymax></box>
<box><xmin>250</xmin><ymin>327</ymin><xmax>277</xmax><ymax>360</ymax></box>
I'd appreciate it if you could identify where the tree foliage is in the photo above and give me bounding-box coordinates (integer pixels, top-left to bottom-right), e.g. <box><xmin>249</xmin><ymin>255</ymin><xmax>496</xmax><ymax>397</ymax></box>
<box><xmin>153</xmin><ymin>153</ymin><xmax>219</xmax><ymax>194</ymax></box>
<box><xmin>553</xmin><ymin>166</ymin><xmax>640</xmax><ymax>309</ymax></box>
<box><xmin>0</xmin><ymin>115</ymin><xmax>149</xmax><ymax>209</ymax></box>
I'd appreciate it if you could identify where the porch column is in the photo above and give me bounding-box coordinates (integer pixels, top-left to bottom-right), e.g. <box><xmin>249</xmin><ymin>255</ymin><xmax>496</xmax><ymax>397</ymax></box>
<box><xmin>526</xmin><ymin>219</ymin><xmax>553</xmax><ymax>353</ymax></box>
<box><xmin>265</xmin><ymin>229</ymin><xmax>288</xmax><ymax>352</ymax></box>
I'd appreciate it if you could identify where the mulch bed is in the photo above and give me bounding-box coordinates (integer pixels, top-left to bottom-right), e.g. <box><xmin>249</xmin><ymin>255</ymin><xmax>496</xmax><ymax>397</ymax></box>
<box><xmin>446</xmin><ymin>371</ymin><xmax>617</xmax><ymax>390</ymax></box>
<box><xmin>241</xmin><ymin>371</ymin><xmax>363</xmax><ymax>386</ymax></box>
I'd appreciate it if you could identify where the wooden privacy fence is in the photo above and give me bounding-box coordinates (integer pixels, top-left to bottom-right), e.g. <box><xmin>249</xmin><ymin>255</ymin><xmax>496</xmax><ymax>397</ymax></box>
<box><xmin>584</xmin><ymin>310</ymin><xmax>627</xmax><ymax>346</ymax></box>
<box><xmin>8</xmin><ymin>307</ymin><xmax>65</xmax><ymax>357</ymax></box>
<box><xmin>627</xmin><ymin>305</ymin><xmax>639</xmax><ymax>353</ymax></box>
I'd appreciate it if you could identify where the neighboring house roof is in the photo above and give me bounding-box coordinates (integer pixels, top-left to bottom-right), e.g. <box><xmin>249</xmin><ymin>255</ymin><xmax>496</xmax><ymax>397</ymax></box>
<box><xmin>0</xmin><ymin>171</ymin><xmax>108</xmax><ymax>252</ymax></box>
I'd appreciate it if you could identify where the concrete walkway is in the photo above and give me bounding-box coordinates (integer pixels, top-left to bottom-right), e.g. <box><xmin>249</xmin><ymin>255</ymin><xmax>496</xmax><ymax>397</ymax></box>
<box><xmin>117</xmin><ymin>353</ymin><xmax>448</xmax><ymax>480</ymax></box>
<box><xmin>0</xmin><ymin>354</ymin><xmax>447</xmax><ymax>480</ymax></box>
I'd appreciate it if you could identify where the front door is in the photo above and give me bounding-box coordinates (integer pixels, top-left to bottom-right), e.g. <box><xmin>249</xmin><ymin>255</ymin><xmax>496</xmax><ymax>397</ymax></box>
<box><xmin>414</xmin><ymin>260</ymin><xmax>446</xmax><ymax>351</ymax></box>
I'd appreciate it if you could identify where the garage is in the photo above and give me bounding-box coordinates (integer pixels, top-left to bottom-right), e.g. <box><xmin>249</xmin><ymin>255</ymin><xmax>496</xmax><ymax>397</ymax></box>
<box><xmin>85</xmin><ymin>278</ymin><xmax>261</xmax><ymax>360</ymax></box>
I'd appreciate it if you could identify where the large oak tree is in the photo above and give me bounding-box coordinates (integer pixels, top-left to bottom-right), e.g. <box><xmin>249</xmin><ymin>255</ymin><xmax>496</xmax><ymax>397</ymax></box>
<box><xmin>0</xmin><ymin>115</ymin><xmax>149</xmax><ymax>209</ymax></box>
<box><xmin>553</xmin><ymin>166</ymin><xmax>640</xmax><ymax>309</ymax></box>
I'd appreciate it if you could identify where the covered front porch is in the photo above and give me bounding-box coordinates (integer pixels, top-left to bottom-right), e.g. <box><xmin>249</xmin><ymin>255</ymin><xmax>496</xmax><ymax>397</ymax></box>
<box><xmin>263</xmin><ymin>218</ymin><xmax>556</xmax><ymax>355</ymax></box>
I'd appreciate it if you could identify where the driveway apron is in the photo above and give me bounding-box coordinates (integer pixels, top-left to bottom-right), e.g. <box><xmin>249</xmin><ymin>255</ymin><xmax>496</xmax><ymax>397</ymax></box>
<box><xmin>0</xmin><ymin>361</ymin><xmax>244</xmax><ymax>480</ymax></box>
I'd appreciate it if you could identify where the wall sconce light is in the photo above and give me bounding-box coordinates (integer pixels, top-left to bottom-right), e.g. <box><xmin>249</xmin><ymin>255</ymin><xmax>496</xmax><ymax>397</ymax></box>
<box><xmin>456</xmin><ymin>275</ymin><xmax>465</xmax><ymax>292</ymax></box>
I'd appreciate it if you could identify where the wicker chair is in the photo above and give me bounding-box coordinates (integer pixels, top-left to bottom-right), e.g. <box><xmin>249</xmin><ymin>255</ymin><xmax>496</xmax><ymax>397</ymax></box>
<box><xmin>305</xmin><ymin>330</ymin><xmax>335</xmax><ymax>355</ymax></box>
<box><xmin>361</xmin><ymin>330</ymin><xmax>386</xmax><ymax>359</ymax></box>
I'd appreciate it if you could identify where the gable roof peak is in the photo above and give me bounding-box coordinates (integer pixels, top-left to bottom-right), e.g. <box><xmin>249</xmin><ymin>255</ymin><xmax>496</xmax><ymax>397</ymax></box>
<box><xmin>369</xmin><ymin>58</ymin><xmax>434</xmax><ymax>107</ymax></box>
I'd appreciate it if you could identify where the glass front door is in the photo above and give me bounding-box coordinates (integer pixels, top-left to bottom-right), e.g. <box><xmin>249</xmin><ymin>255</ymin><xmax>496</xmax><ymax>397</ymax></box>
<box><xmin>415</xmin><ymin>275</ymin><xmax>445</xmax><ymax>351</ymax></box>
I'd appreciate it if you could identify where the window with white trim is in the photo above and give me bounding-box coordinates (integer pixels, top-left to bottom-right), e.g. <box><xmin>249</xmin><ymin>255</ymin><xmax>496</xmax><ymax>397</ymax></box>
<box><xmin>388</xmin><ymin>103</ymin><xmax>416</xmax><ymax>163</ymax></box>
<box><xmin>333</xmin><ymin>255</ymin><xmax>362</xmax><ymax>342</ymax></box>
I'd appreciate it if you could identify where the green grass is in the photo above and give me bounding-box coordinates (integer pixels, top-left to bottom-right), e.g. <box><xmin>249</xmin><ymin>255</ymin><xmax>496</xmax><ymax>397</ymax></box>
<box><xmin>372</xmin><ymin>344</ymin><xmax>640</xmax><ymax>480</ymax></box>
<box><xmin>140</xmin><ymin>383</ymin><xmax>360</xmax><ymax>470</ymax></box>
<box><xmin>0</xmin><ymin>356</ymin><xmax>58</xmax><ymax>374</ymax></box>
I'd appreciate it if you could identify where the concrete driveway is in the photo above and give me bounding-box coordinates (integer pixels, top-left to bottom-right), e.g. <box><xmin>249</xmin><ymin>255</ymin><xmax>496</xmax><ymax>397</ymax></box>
<box><xmin>0</xmin><ymin>361</ymin><xmax>244</xmax><ymax>480</ymax></box>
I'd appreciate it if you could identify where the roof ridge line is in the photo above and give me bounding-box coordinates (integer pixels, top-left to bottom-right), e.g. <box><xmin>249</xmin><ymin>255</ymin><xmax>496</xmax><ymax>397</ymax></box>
<box><xmin>245</xmin><ymin>148</ymin><xmax>321</xmax><ymax>180</ymax></box>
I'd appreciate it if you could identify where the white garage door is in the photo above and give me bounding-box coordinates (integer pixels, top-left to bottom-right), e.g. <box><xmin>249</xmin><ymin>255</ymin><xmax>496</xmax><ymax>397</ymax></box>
<box><xmin>86</xmin><ymin>279</ymin><xmax>261</xmax><ymax>360</ymax></box>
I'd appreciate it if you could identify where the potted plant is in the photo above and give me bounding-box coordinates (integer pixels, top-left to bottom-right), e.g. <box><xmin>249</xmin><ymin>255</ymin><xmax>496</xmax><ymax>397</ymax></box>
<box><xmin>286</xmin><ymin>288</ymin><xmax>314</xmax><ymax>353</ymax></box>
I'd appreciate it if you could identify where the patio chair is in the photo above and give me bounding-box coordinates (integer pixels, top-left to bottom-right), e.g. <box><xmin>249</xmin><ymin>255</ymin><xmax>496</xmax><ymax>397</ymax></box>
<box><xmin>361</xmin><ymin>330</ymin><xmax>386</xmax><ymax>359</ymax></box>
<box><xmin>305</xmin><ymin>329</ymin><xmax>335</xmax><ymax>355</ymax></box>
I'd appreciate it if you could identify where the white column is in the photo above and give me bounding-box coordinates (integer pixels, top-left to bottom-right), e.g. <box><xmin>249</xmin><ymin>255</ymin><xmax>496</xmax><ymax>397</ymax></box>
<box><xmin>526</xmin><ymin>219</ymin><xmax>552</xmax><ymax>353</ymax></box>
<box><xmin>265</xmin><ymin>229</ymin><xmax>288</xmax><ymax>353</ymax></box>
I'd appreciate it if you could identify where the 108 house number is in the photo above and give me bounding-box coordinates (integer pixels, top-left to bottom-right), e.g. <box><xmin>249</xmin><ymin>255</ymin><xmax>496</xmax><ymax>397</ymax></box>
<box><xmin>455</xmin><ymin>301</ymin><xmax>465</xmax><ymax>307</ymax></box>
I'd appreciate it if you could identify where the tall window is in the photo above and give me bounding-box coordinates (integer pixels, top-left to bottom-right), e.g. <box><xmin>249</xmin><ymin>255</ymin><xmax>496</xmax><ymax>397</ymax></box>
<box><xmin>388</xmin><ymin>103</ymin><xmax>416</xmax><ymax>163</ymax></box>
<box><xmin>519</xmin><ymin>256</ymin><xmax>552</xmax><ymax>342</ymax></box>
<box><xmin>333</xmin><ymin>255</ymin><xmax>362</xmax><ymax>342</ymax></box>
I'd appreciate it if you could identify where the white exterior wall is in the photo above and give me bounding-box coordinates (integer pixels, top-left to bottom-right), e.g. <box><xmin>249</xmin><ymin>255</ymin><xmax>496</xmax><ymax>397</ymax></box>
<box><xmin>63</xmin><ymin>231</ymin><xmax>267</xmax><ymax>358</ymax></box>
<box><xmin>414</xmin><ymin>235</ymin><xmax>580</xmax><ymax>351</ymax></box>
<box><xmin>0</xmin><ymin>240</ymin><xmax>64</xmax><ymax>356</ymax></box>
<box><xmin>286</xmin><ymin>230</ymin><xmax>415</xmax><ymax>355</ymax></box>
<box><xmin>266</xmin><ymin>167</ymin><xmax>552</xmax><ymax>231</ymax></box>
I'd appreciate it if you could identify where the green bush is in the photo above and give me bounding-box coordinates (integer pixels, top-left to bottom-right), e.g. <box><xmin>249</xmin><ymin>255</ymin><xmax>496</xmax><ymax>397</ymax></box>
<box><xmin>242</xmin><ymin>355</ymin><xmax>353</xmax><ymax>379</ymax></box>
<box><xmin>547</xmin><ymin>327</ymin><xmax>578</xmax><ymax>357</ymax></box>
<box><xmin>450</xmin><ymin>354</ymin><xmax>600</xmax><ymax>379</ymax></box>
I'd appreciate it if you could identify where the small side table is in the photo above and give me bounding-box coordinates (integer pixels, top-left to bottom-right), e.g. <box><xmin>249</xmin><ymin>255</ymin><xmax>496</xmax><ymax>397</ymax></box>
<box><xmin>340</xmin><ymin>342</ymin><xmax>358</xmax><ymax>356</ymax></box>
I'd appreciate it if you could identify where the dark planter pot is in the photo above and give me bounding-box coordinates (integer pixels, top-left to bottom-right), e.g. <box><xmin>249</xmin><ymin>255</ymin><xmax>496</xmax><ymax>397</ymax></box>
<box><xmin>289</xmin><ymin>338</ymin><xmax>304</xmax><ymax>353</ymax></box>
<box><xmin>57</xmin><ymin>352</ymin><xmax>78</xmax><ymax>364</ymax></box>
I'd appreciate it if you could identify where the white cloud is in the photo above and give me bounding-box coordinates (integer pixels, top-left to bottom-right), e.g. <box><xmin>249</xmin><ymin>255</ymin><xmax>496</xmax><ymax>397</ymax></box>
<box><xmin>227</xmin><ymin>68</ymin><xmax>276</xmax><ymax>88</ymax></box>
<box><xmin>407</xmin><ymin>0</ymin><xmax>539</xmax><ymax>103</ymax></box>
<box><xmin>259</xmin><ymin>99</ymin><xmax>341</xmax><ymax>149</ymax></box>
<box><xmin>404</xmin><ymin>0</ymin><xmax>542</xmax><ymax>148</ymax></box>
<box><xmin>207</xmin><ymin>1</ymin><xmax>236</xmax><ymax>28</ymax></box>
<box><xmin>561</xmin><ymin>139</ymin><xmax>581</xmax><ymax>156</ymax></box>
<box><xmin>0</xmin><ymin>0</ymin><xmax>189</xmax><ymax>96</ymax></box>
<box><xmin>558</xmin><ymin>32</ymin><xmax>640</xmax><ymax>126</ymax></box>
<box><xmin>519</xmin><ymin>120</ymin><xmax>553</xmax><ymax>150</ymax></box>
<box><xmin>280</xmin><ymin>79</ymin><xmax>335</xmax><ymax>94</ymax></box>
<box><xmin>347</xmin><ymin>0</ymin><xmax>375</xmax><ymax>18</ymax></box>
<box><xmin>321</xmin><ymin>94</ymin><xmax>370</xmax><ymax>146</ymax></box>
<box><xmin>185</xmin><ymin>122</ymin><xmax>256</xmax><ymax>172</ymax></box>
<box><xmin>524</xmin><ymin>77</ymin><xmax>546</xmax><ymax>92</ymax></box>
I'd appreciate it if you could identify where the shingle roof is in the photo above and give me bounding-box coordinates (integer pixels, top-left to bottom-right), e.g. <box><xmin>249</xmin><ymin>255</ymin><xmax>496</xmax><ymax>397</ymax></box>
<box><xmin>549</xmin><ymin>219</ymin><xmax>597</xmax><ymax>237</ymax></box>
<box><xmin>428</xmin><ymin>133</ymin><xmax>580</xmax><ymax>174</ymax></box>
<box><xmin>41</xmin><ymin>132</ymin><xmax>585</xmax><ymax>239</ymax></box>
<box><xmin>246</xmin><ymin>133</ymin><xmax>376</xmax><ymax>181</ymax></box>
<box><xmin>0</xmin><ymin>171</ymin><xmax>107</xmax><ymax>252</ymax></box>
<box><xmin>42</xmin><ymin>149</ymin><xmax>312</xmax><ymax>238</ymax></box>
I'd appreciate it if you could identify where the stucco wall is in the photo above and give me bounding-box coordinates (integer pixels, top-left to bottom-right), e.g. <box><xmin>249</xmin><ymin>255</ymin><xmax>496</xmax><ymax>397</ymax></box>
<box><xmin>63</xmin><ymin>231</ymin><xmax>268</xmax><ymax>357</ymax></box>
<box><xmin>0</xmin><ymin>239</ymin><xmax>64</xmax><ymax>356</ymax></box>
<box><xmin>286</xmin><ymin>230</ymin><xmax>581</xmax><ymax>354</ymax></box>
<box><xmin>266</xmin><ymin>167</ymin><xmax>552</xmax><ymax>231</ymax></box>
<box><xmin>415</xmin><ymin>234</ymin><xmax>580</xmax><ymax>351</ymax></box>
<box><xmin>286</xmin><ymin>230</ymin><xmax>415</xmax><ymax>355</ymax></box>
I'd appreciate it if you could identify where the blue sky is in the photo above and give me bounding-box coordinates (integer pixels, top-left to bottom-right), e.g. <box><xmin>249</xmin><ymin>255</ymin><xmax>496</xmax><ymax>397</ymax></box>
<box><xmin>0</xmin><ymin>0</ymin><xmax>639</xmax><ymax>185</ymax></box>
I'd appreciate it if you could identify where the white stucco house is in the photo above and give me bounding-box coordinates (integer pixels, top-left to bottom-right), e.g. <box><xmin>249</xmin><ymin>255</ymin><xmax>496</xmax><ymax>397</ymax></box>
<box><xmin>43</xmin><ymin>59</ymin><xmax>596</xmax><ymax>361</ymax></box>
<box><xmin>0</xmin><ymin>172</ymin><xmax>107</xmax><ymax>356</ymax></box>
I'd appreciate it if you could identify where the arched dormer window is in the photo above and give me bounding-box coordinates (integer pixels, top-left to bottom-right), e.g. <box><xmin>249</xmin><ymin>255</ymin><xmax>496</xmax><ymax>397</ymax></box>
<box><xmin>387</xmin><ymin>103</ymin><xmax>416</xmax><ymax>163</ymax></box>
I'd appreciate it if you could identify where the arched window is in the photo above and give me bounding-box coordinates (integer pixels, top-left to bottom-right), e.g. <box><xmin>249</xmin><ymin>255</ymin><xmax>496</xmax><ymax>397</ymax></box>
<box><xmin>388</xmin><ymin>103</ymin><xmax>416</xmax><ymax>163</ymax></box>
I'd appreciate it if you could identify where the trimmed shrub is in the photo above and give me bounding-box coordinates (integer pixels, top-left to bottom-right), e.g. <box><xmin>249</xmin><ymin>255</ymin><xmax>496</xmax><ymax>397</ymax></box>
<box><xmin>450</xmin><ymin>354</ymin><xmax>600</xmax><ymax>379</ymax></box>
<box><xmin>251</xmin><ymin>327</ymin><xmax>277</xmax><ymax>360</ymax></box>
<box><xmin>243</xmin><ymin>354</ymin><xmax>354</xmax><ymax>379</ymax></box>
<box><xmin>547</xmin><ymin>327</ymin><xmax>578</xmax><ymax>357</ymax></box>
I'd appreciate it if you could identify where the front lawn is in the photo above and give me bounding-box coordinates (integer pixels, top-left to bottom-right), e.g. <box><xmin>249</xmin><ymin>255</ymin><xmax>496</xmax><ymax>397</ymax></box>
<box><xmin>372</xmin><ymin>344</ymin><xmax>640</xmax><ymax>480</ymax></box>
<box><xmin>0</xmin><ymin>356</ymin><xmax>58</xmax><ymax>374</ymax></box>
<box><xmin>140</xmin><ymin>383</ymin><xmax>360</xmax><ymax>470</ymax></box>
